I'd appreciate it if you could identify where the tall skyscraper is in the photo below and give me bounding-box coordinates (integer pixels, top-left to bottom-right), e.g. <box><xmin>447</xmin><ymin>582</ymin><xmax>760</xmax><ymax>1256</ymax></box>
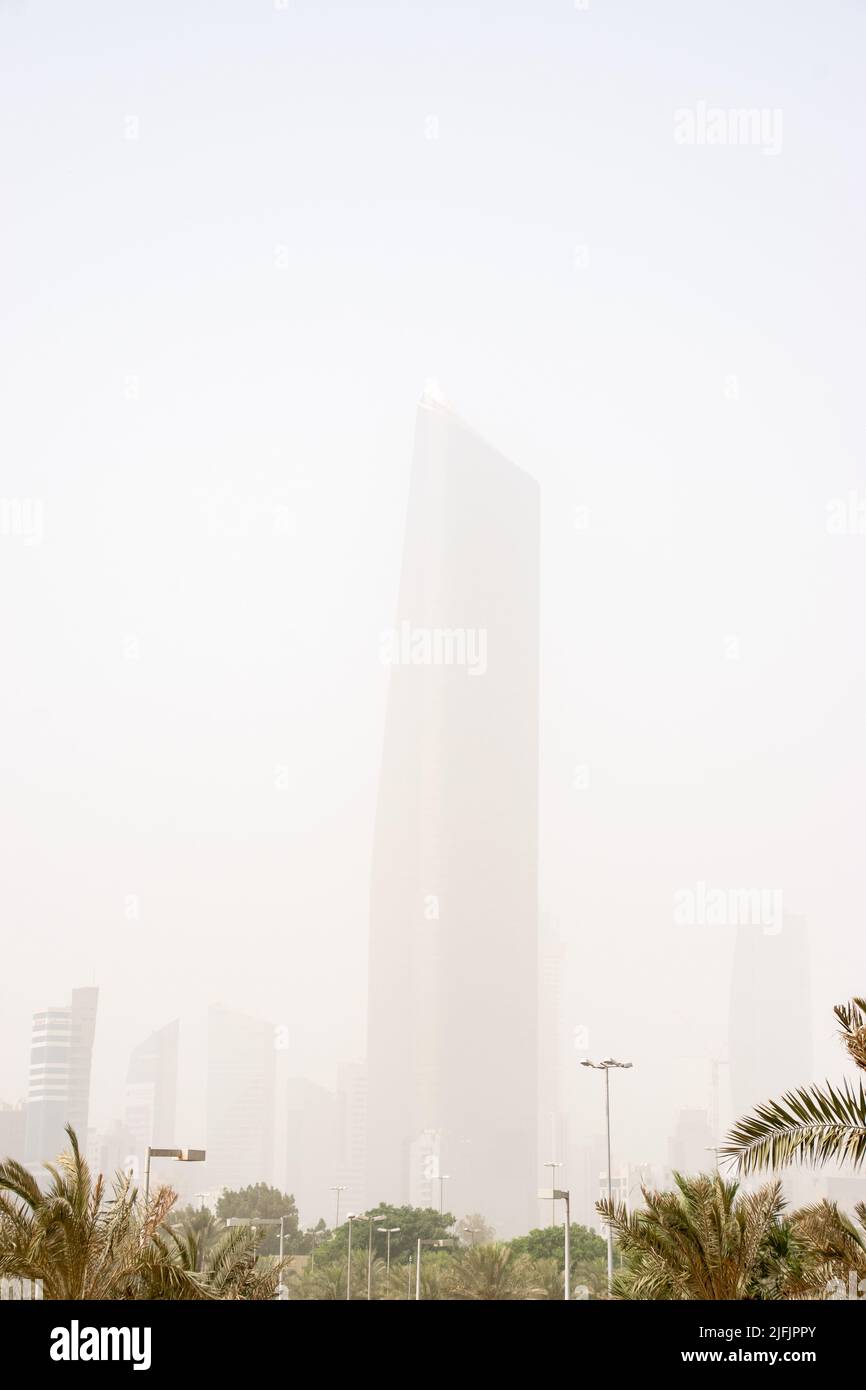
<box><xmin>124</xmin><ymin>1019</ymin><xmax>179</xmax><ymax>1173</ymax></box>
<box><xmin>335</xmin><ymin>1061</ymin><xmax>367</xmax><ymax>1217</ymax></box>
<box><xmin>24</xmin><ymin>986</ymin><xmax>98</xmax><ymax>1169</ymax></box>
<box><xmin>729</xmin><ymin>914</ymin><xmax>812</xmax><ymax>1121</ymax></box>
<box><xmin>566</xmin><ymin>1133</ymin><xmax>610</xmax><ymax>1232</ymax></box>
<box><xmin>284</xmin><ymin>1077</ymin><xmax>337</xmax><ymax>1228</ymax></box>
<box><xmin>366</xmin><ymin>388</ymin><xmax>539</xmax><ymax>1235</ymax></box>
<box><xmin>206</xmin><ymin>1004</ymin><xmax>275</xmax><ymax>1192</ymax></box>
<box><xmin>538</xmin><ymin>915</ymin><xmax>568</xmax><ymax>1188</ymax></box>
<box><xmin>0</xmin><ymin>1101</ymin><xmax>25</xmax><ymax>1163</ymax></box>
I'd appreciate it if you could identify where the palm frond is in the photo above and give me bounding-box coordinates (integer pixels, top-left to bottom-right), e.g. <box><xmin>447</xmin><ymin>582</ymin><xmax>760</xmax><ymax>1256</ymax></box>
<box><xmin>834</xmin><ymin>998</ymin><xmax>866</xmax><ymax>1071</ymax></box>
<box><xmin>721</xmin><ymin>1079</ymin><xmax>866</xmax><ymax>1173</ymax></box>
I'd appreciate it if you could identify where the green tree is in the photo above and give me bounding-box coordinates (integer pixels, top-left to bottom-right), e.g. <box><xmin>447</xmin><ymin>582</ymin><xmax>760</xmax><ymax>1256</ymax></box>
<box><xmin>0</xmin><ymin>1127</ymin><xmax>205</xmax><ymax>1300</ymax></box>
<box><xmin>508</xmin><ymin>1223</ymin><xmax>608</xmax><ymax>1296</ymax></box>
<box><xmin>291</xmin><ymin>1253</ymin><xmax>389</xmax><ymax>1301</ymax></box>
<box><xmin>455</xmin><ymin>1212</ymin><xmax>495</xmax><ymax>1246</ymax></box>
<box><xmin>154</xmin><ymin>1222</ymin><xmax>287</xmax><ymax>1300</ymax></box>
<box><xmin>168</xmin><ymin>1206</ymin><xmax>223</xmax><ymax>1268</ymax></box>
<box><xmin>216</xmin><ymin>1183</ymin><xmax>300</xmax><ymax>1254</ymax></box>
<box><xmin>723</xmin><ymin>997</ymin><xmax>866</xmax><ymax>1174</ymax></box>
<box><xmin>444</xmin><ymin>1243</ymin><xmax>545</xmax><ymax>1301</ymax></box>
<box><xmin>598</xmin><ymin>1172</ymin><xmax>812</xmax><ymax>1300</ymax></box>
<box><xmin>509</xmin><ymin>1221</ymin><xmax>606</xmax><ymax>1266</ymax></box>
<box><xmin>323</xmin><ymin>1203</ymin><xmax>454</xmax><ymax>1268</ymax></box>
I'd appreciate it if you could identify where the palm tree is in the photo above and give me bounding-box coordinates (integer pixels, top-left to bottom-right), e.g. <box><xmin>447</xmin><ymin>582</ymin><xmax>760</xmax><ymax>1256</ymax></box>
<box><xmin>0</xmin><ymin>1126</ymin><xmax>204</xmax><ymax>1300</ymax></box>
<box><xmin>444</xmin><ymin>1243</ymin><xmax>545</xmax><ymax>1301</ymax></box>
<box><xmin>597</xmin><ymin>1172</ymin><xmax>809</xmax><ymax>1300</ymax></box>
<box><xmin>168</xmin><ymin>1207</ymin><xmax>223</xmax><ymax>1269</ymax></box>
<box><xmin>138</xmin><ymin>1208</ymin><xmax>291</xmax><ymax>1299</ymax></box>
<box><xmin>722</xmin><ymin>997</ymin><xmax>866</xmax><ymax>1174</ymax></box>
<box><xmin>195</xmin><ymin>1225</ymin><xmax>286</xmax><ymax>1300</ymax></box>
<box><xmin>290</xmin><ymin>1260</ymin><xmax>349</xmax><ymax>1300</ymax></box>
<box><xmin>290</xmin><ymin>1252</ymin><xmax>392</xmax><ymax>1300</ymax></box>
<box><xmin>530</xmin><ymin>1256</ymin><xmax>567</xmax><ymax>1300</ymax></box>
<box><xmin>791</xmin><ymin>1199</ymin><xmax>866</xmax><ymax>1298</ymax></box>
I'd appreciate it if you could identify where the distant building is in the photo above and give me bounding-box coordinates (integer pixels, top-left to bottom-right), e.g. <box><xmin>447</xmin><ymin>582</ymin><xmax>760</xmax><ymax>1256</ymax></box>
<box><xmin>206</xmin><ymin>1005</ymin><xmax>275</xmax><ymax>1191</ymax></box>
<box><xmin>24</xmin><ymin>986</ymin><xmax>98</xmax><ymax>1170</ymax></box>
<box><xmin>284</xmin><ymin>1077</ymin><xmax>337</xmax><ymax>1228</ymax></box>
<box><xmin>366</xmin><ymin>389</ymin><xmax>539</xmax><ymax>1236</ymax></box>
<box><xmin>335</xmin><ymin>1062</ymin><xmax>367</xmax><ymax>1216</ymax></box>
<box><xmin>87</xmin><ymin>1120</ymin><xmax>137</xmax><ymax>1182</ymax></box>
<box><xmin>668</xmin><ymin>1108</ymin><xmax>715</xmax><ymax>1176</ymax></box>
<box><xmin>538</xmin><ymin>916</ymin><xmax>568</xmax><ymax>1190</ymax></box>
<box><xmin>408</xmin><ymin>1128</ymin><xmax>442</xmax><ymax>1211</ymax></box>
<box><xmin>0</xmin><ymin>1101</ymin><xmax>25</xmax><ymax>1163</ymax></box>
<box><xmin>124</xmin><ymin>1020</ymin><xmax>179</xmax><ymax>1176</ymax></box>
<box><xmin>567</xmin><ymin>1134</ymin><xmax>609</xmax><ymax>1231</ymax></box>
<box><xmin>729</xmin><ymin>915</ymin><xmax>812</xmax><ymax>1120</ymax></box>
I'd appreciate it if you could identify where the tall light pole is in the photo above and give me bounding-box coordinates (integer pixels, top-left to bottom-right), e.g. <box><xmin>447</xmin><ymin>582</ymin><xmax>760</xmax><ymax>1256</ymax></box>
<box><xmin>309</xmin><ymin>1227</ymin><xmax>328</xmax><ymax>1270</ymax></box>
<box><xmin>581</xmin><ymin>1058</ymin><xmax>633</xmax><ymax>1293</ymax></box>
<box><xmin>538</xmin><ymin>1188</ymin><xmax>571</xmax><ymax>1300</ymax></box>
<box><xmin>330</xmin><ymin>1184</ymin><xmax>346</xmax><ymax>1229</ymax></box>
<box><xmin>377</xmin><ymin>1226</ymin><xmax>401</xmax><ymax>1289</ymax></box>
<box><xmin>366</xmin><ymin>1212</ymin><xmax>385</xmax><ymax>1300</ymax></box>
<box><xmin>143</xmin><ymin>1146</ymin><xmax>206</xmax><ymax>1204</ymax></box>
<box><xmin>345</xmin><ymin>1214</ymin><xmax>360</xmax><ymax>1301</ymax></box>
<box><xmin>544</xmin><ymin>1160</ymin><xmax>562</xmax><ymax>1228</ymax></box>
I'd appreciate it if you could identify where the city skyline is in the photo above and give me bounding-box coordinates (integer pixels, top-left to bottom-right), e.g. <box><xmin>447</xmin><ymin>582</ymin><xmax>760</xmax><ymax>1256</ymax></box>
<box><xmin>2</xmin><ymin>0</ymin><xmax>865</xmax><ymax>1252</ymax></box>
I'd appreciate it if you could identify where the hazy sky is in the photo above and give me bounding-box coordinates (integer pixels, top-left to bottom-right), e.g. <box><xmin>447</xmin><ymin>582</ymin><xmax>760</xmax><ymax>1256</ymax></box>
<box><xmin>2</xmin><ymin>0</ymin><xmax>865</xmax><ymax>1167</ymax></box>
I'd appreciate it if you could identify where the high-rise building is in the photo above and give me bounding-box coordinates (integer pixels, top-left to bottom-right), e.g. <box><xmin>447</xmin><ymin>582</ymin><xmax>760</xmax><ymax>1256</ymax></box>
<box><xmin>206</xmin><ymin>1005</ymin><xmax>275</xmax><ymax>1192</ymax></box>
<box><xmin>123</xmin><ymin>1019</ymin><xmax>179</xmax><ymax>1175</ymax></box>
<box><xmin>87</xmin><ymin>1119</ymin><xmax>137</xmax><ymax>1181</ymax></box>
<box><xmin>284</xmin><ymin>1077</ymin><xmax>337</xmax><ymax>1228</ymax></box>
<box><xmin>0</xmin><ymin>1101</ymin><xmax>26</xmax><ymax>1163</ymax></box>
<box><xmin>566</xmin><ymin>1133</ymin><xmax>607</xmax><ymax>1231</ymax></box>
<box><xmin>729</xmin><ymin>915</ymin><xmax>812</xmax><ymax>1121</ymax></box>
<box><xmin>24</xmin><ymin>986</ymin><xmax>98</xmax><ymax>1170</ymax></box>
<box><xmin>366</xmin><ymin>388</ymin><xmax>539</xmax><ymax>1236</ymax></box>
<box><xmin>335</xmin><ymin>1062</ymin><xmax>367</xmax><ymax>1217</ymax></box>
<box><xmin>408</xmin><ymin>1128</ymin><xmax>442</xmax><ymax>1212</ymax></box>
<box><xmin>538</xmin><ymin>915</ymin><xmax>568</xmax><ymax>1188</ymax></box>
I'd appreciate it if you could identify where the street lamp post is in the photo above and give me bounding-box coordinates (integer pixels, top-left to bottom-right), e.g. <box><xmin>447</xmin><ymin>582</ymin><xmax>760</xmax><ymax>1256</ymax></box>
<box><xmin>377</xmin><ymin>1226</ymin><xmax>401</xmax><ymax>1288</ymax></box>
<box><xmin>143</xmin><ymin>1146</ymin><xmax>206</xmax><ymax>1204</ymax></box>
<box><xmin>538</xmin><ymin>1188</ymin><xmax>571</xmax><ymax>1300</ymax></box>
<box><xmin>346</xmin><ymin>1214</ymin><xmax>360</xmax><ymax>1301</ymax></box>
<box><xmin>309</xmin><ymin>1228</ymin><xmax>328</xmax><ymax>1270</ymax></box>
<box><xmin>581</xmin><ymin>1058</ymin><xmax>633</xmax><ymax>1293</ymax></box>
<box><xmin>330</xmin><ymin>1184</ymin><xmax>346</xmax><ymax>1229</ymax></box>
<box><xmin>366</xmin><ymin>1213</ymin><xmax>385</xmax><ymax>1300</ymax></box>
